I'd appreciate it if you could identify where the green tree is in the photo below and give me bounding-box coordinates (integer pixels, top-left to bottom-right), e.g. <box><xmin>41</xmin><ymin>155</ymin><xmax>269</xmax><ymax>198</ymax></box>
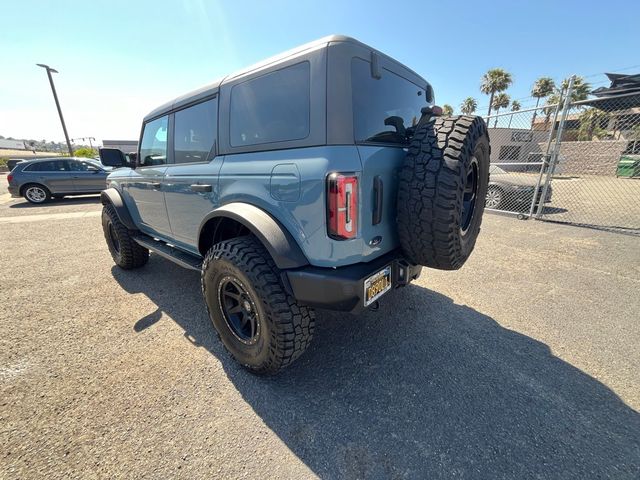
<box><xmin>577</xmin><ymin>108</ymin><xmax>609</xmax><ymax>141</ymax></box>
<box><xmin>543</xmin><ymin>92</ymin><xmax>561</xmax><ymax>119</ymax></box>
<box><xmin>542</xmin><ymin>76</ymin><xmax>592</xmax><ymax>126</ymax></box>
<box><xmin>480</xmin><ymin>68</ymin><xmax>513</xmax><ymax>117</ymax></box>
<box><xmin>460</xmin><ymin>97</ymin><xmax>477</xmax><ymax>115</ymax></box>
<box><xmin>561</xmin><ymin>76</ymin><xmax>591</xmax><ymax>102</ymax></box>
<box><xmin>491</xmin><ymin>93</ymin><xmax>510</xmax><ymax>127</ymax></box>
<box><xmin>530</xmin><ymin>77</ymin><xmax>555</xmax><ymax>127</ymax></box>
<box><xmin>442</xmin><ymin>104</ymin><xmax>454</xmax><ymax>116</ymax></box>
<box><xmin>74</xmin><ymin>147</ymin><xmax>97</xmax><ymax>158</ymax></box>
<box><xmin>508</xmin><ymin>100</ymin><xmax>521</xmax><ymax>127</ymax></box>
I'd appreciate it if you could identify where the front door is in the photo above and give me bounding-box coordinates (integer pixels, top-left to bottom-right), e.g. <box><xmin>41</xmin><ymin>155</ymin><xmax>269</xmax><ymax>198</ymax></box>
<box><xmin>67</xmin><ymin>159</ymin><xmax>109</xmax><ymax>192</ymax></box>
<box><xmin>162</xmin><ymin>97</ymin><xmax>220</xmax><ymax>251</ymax></box>
<box><xmin>127</xmin><ymin>115</ymin><xmax>171</xmax><ymax>235</ymax></box>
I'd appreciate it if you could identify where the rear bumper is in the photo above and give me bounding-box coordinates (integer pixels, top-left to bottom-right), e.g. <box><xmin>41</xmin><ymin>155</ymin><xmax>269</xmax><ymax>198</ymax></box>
<box><xmin>284</xmin><ymin>250</ymin><xmax>422</xmax><ymax>313</ymax></box>
<box><xmin>8</xmin><ymin>186</ymin><xmax>20</xmax><ymax>197</ymax></box>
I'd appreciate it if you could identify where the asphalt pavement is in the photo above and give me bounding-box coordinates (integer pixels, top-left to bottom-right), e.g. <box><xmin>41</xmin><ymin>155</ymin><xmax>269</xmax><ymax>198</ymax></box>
<box><xmin>1</xmin><ymin>194</ymin><xmax>638</xmax><ymax>479</ymax></box>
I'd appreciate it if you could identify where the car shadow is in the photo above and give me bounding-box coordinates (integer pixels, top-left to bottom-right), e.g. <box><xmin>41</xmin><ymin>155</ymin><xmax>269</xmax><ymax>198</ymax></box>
<box><xmin>112</xmin><ymin>257</ymin><xmax>639</xmax><ymax>479</ymax></box>
<box><xmin>9</xmin><ymin>195</ymin><xmax>101</xmax><ymax>208</ymax></box>
<box><xmin>538</xmin><ymin>206</ymin><xmax>569</xmax><ymax>215</ymax></box>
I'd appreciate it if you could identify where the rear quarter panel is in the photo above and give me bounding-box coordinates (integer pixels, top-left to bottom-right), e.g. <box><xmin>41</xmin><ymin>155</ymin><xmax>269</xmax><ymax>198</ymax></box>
<box><xmin>218</xmin><ymin>146</ymin><xmax>397</xmax><ymax>268</ymax></box>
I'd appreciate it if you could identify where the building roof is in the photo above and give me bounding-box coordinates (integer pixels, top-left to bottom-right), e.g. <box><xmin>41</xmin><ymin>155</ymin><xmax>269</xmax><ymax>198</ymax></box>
<box><xmin>592</xmin><ymin>73</ymin><xmax>640</xmax><ymax>97</ymax></box>
<box><xmin>586</xmin><ymin>72</ymin><xmax>640</xmax><ymax>110</ymax></box>
<box><xmin>0</xmin><ymin>139</ymin><xmax>26</xmax><ymax>150</ymax></box>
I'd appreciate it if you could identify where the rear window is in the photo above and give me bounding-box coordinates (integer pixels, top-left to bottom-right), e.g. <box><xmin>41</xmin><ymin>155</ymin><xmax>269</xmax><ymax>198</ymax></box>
<box><xmin>230</xmin><ymin>62</ymin><xmax>310</xmax><ymax>147</ymax></box>
<box><xmin>352</xmin><ymin>58</ymin><xmax>427</xmax><ymax>145</ymax></box>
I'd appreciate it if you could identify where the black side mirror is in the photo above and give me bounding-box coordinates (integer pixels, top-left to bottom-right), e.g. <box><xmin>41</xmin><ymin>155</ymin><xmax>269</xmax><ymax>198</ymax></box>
<box><xmin>126</xmin><ymin>152</ymin><xmax>138</xmax><ymax>168</ymax></box>
<box><xmin>99</xmin><ymin>148</ymin><xmax>127</xmax><ymax>168</ymax></box>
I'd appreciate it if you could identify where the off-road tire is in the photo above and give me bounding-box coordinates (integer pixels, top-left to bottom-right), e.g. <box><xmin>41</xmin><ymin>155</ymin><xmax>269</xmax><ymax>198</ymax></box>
<box><xmin>201</xmin><ymin>236</ymin><xmax>315</xmax><ymax>375</ymax></box>
<box><xmin>397</xmin><ymin>115</ymin><xmax>490</xmax><ymax>270</ymax></box>
<box><xmin>101</xmin><ymin>204</ymin><xmax>149</xmax><ymax>269</ymax></box>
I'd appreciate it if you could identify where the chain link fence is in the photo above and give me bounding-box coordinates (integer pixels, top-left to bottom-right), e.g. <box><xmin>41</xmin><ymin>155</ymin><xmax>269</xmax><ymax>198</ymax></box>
<box><xmin>484</xmin><ymin>104</ymin><xmax>559</xmax><ymax>217</ymax></box>
<box><xmin>484</xmin><ymin>82</ymin><xmax>640</xmax><ymax>236</ymax></box>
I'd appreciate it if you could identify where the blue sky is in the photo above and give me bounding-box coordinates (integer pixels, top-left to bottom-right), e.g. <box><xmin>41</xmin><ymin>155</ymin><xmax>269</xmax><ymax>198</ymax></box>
<box><xmin>1</xmin><ymin>0</ymin><xmax>638</xmax><ymax>143</ymax></box>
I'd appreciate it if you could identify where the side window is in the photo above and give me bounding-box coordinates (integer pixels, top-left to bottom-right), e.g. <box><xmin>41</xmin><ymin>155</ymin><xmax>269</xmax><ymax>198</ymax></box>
<box><xmin>230</xmin><ymin>62</ymin><xmax>310</xmax><ymax>147</ymax></box>
<box><xmin>139</xmin><ymin>116</ymin><xmax>168</xmax><ymax>166</ymax></box>
<box><xmin>26</xmin><ymin>160</ymin><xmax>67</xmax><ymax>171</ymax></box>
<box><xmin>173</xmin><ymin>98</ymin><xmax>218</xmax><ymax>164</ymax></box>
<box><xmin>67</xmin><ymin>160</ymin><xmax>97</xmax><ymax>171</ymax></box>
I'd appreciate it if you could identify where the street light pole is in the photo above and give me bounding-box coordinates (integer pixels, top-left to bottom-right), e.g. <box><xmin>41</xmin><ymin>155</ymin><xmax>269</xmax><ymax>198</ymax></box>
<box><xmin>36</xmin><ymin>64</ymin><xmax>73</xmax><ymax>157</ymax></box>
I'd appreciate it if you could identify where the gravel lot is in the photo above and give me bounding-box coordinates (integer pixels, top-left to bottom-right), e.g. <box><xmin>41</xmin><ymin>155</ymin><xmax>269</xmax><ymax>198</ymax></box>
<box><xmin>1</xmin><ymin>190</ymin><xmax>639</xmax><ymax>479</ymax></box>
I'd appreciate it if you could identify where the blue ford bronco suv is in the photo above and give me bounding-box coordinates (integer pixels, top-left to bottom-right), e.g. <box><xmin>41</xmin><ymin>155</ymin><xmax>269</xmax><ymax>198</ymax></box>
<box><xmin>99</xmin><ymin>35</ymin><xmax>490</xmax><ymax>374</ymax></box>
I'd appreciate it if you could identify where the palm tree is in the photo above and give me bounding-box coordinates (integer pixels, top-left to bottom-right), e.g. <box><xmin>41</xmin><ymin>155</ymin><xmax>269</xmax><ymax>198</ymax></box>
<box><xmin>460</xmin><ymin>97</ymin><xmax>477</xmax><ymax>115</ymax></box>
<box><xmin>542</xmin><ymin>76</ymin><xmax>592</xmax><ymax>128</ymax></box>
<box><xmin>480</xmin><ymin>68</ymin><xmax>513</xmax><ymax>117</ymax></box>
<box><xmin>442</xmin><ymin>104</ymin><xmax>454</xmax><ymax>116</ymax></box>
<box><xmin>508</xmin><ymin>100</ymin><xmax>521</xmax><ymax>128</ymax></box>
<box><xmin>560</xmin><ymin>76</ymin><xmax>591</xmax><ymax>102</ymax></box>
<box><xmin>531</xmin><ymin>77</ymin><xmax>555</xmax><ymax>127</ymax></box>
<box><xmin>491</xmin><ymin>93</ymin><xmax>510</xmax><ymax>127</ymax></box>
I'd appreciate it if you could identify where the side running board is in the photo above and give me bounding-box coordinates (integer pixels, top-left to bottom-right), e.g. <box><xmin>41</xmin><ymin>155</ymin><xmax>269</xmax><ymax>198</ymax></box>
<box><xmin>133</xmin><ymin>236</ymin><xmax>202</xmax><ymax>271</ymax></box>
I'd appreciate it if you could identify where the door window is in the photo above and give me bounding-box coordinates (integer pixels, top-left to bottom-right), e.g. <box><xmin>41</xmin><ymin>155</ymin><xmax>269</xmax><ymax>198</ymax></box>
<box><xmin>25</xmin><ymin>160</ymin><xmax>68</xmax><ymax>172</ymax></box>
<box><xmin>173</xmin><ymin>98</ymin><xmax>218</xmax><ymax>164</ymax></box>
<box><xmin>67</xmin><ymin>160</ymin><xmax>100</xmax><ymax>171</ymax></box>
<box><xmin>139</xmin><ymin>116</ymin><xmax>168</xmax><ymax>166</ymax></box>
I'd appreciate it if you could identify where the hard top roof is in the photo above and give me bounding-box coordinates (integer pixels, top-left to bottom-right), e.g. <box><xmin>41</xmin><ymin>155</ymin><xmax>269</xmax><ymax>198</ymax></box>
<box><xmin>143</xmin><ymin>35</ymin><xmax>426</xmax><ymax>121</ymax></box>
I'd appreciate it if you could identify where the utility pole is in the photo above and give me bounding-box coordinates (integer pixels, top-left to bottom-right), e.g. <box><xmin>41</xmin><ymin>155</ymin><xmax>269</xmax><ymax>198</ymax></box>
<box><xmin>36</xmin><ymin>64</ymin><xmax>73</xmax><ymax>157</ymax></box>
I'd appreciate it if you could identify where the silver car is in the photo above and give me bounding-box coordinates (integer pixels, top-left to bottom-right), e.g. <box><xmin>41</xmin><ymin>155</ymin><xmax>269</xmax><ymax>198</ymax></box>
<box><xmin>7</xmin><ymin>157</ymin><xmax>111</xmax><ymax>204</ymax></box>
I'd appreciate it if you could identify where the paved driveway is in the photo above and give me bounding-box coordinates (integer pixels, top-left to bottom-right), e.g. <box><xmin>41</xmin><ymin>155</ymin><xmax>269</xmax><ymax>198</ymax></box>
<box><xmin>1</xmin><ymin>196</ymin><xmax>639</xmax><ymax>479</ymax></box>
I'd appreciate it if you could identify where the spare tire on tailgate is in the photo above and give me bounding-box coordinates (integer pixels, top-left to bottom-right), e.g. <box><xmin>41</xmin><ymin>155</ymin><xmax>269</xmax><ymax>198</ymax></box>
<box><xmin>397</xmin><ymin>114</ymin><xmax>490</xmax><ymax>270</ymax></box>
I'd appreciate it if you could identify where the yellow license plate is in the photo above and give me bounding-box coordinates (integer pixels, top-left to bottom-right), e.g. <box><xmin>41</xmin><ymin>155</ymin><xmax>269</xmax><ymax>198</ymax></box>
<box><xmin>364</xmin><ymin>266</ymin><xmax>392</xmax><ymax>307</ymax></box>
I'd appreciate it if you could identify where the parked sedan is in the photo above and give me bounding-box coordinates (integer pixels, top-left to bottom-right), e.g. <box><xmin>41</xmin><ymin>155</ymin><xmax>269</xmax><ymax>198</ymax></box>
<box><xmin>6</xmin><ymin>157</ymin><xmax>110</xmax><ymax>204</ymax></box>
<box><xmin>485</xmin><ymin>165</ymin><xmax>553</xmax><ymax>211</ymax></box>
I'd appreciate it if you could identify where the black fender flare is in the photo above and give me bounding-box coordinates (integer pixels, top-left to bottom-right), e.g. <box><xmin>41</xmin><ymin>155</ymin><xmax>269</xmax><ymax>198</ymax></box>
<box><xmin>198</xmin><ymin>203</ymin><xmax>309</xmax><ymax>270</ymax></box>
<box><xmin>100</xmin><ymin>188</ymin><xmax>137</xmax><ymax>231</ymax></box>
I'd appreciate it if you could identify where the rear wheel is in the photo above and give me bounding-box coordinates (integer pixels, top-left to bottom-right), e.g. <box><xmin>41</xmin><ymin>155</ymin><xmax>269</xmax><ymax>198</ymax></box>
<box><xmin>101</xmin><ymin>204</ymin><xmax>149</xmax><ymax>269</ymax></box>
<box><xmin>397</xmin><ymin>115</ymin><xmax>490</xmax><ymax>270</ymax></box>
<box><xmin>201</xmin><ymin>236</ymin><xmax>315</xmax><ymax>375</ymax></box>
<box><xmin>23</xmin><ymin>184</ymin><xmax>51</xmax><ymax>204</ymax></box>
<box><xmin>485</xmin><ymin>185</ymin><xmax>503</xmax><ymax>209</ymax></box>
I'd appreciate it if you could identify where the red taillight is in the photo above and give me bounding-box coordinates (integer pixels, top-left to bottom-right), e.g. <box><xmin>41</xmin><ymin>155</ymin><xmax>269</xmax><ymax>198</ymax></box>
<box><xmin>7</xmin><ymin>174</ymin><xmax>13</xmax><ymax>183</ymax></box>
<box><xmin>327</xmin><ymin>173</ymin><xmax>358</xmax><ymax>240</ymax></box>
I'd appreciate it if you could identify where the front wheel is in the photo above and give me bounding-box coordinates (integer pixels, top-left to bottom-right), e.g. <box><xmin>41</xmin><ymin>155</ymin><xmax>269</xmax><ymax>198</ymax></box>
<box><xmin>201</xmin><ymin>236</ymin><xmax>315</xmax><ymax>375</ymax></box>
<box><xmin>101</xmin><ymin>204</ymin><xmax>149</xmax><ymax>269</ymax></box>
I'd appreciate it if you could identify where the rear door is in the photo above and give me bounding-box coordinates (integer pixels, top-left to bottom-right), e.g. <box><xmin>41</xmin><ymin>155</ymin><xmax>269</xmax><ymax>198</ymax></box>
<box><xmin>127</xmin><ymin>115</ymin><xmax>171</xmax><ymax>235</ymax></box>
<box><xmin>67</xmin><ymin>159</ymin><xmax>108</xmax><ymax>192</ymax></box>
<box><xmin>163</xmin><ymin>97</ymin><xmax>221</xmax><ymax>250</ymax></box>
<box><xmin>23</xmin><ymin>160</ymin><xmax>75</xmax><ymax>194</ymax></box>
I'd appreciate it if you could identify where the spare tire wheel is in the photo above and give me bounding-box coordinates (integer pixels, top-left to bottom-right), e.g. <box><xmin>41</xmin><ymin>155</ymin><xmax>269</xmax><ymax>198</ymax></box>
<box><xmin>397</xmin><ymin>115</ymin><xmax>490</xmax><ymax>270</ymax></box>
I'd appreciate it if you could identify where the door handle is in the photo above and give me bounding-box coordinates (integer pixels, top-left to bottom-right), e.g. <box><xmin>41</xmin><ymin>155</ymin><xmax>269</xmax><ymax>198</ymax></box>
<box><xmin>190</xmin><ymin>184</ymin><xmax>212</xmax><ymax>193</ymax></box>
<box><xmin>149</xmin><ymin>182</ymin><xmax>161</xmax><ymax>189</ymax></box>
